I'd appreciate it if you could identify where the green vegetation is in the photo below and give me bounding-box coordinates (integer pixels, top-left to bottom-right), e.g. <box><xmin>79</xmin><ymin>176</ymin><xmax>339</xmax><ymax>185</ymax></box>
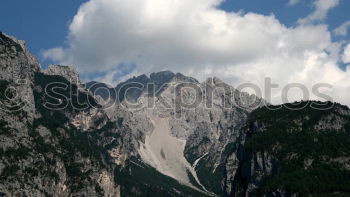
<box><xmin>185</xmin><ymin>136</ymin><xmax>211</xmax><ymax>164</ymax></box>
<box><xmin>33</xmin><ymin>73</ymin><xmax>109</xmax><ymax>160</ymax></box>
<box><xmin>1</xmin><ymin>164</ymin><xmax>20</xmax><ymax>179</ymax></box>
<box><xmin>34</xmin><ymin>72</ymin><xmax>99</xmax><ymax>114</ymax></box>
<box><xmin>196</xmin><ymin>158</ymin><xmax>226</xmax><ymax>195</ymax></box>
<box><xmin>0</xmin><ymin>119</ymin><xmax>10</xmax><ymax>135</ymax></box>
<box><xmin>24</xmin><ymin>167</ymin><xmax>39</xmax><ymax>177</ymax></box>
<box><xmin>117</xmin><ymin>117</ymin><xmax>124</xmax><ymax>126</ymax></box>
<box><xmin>245</xmin><ymin>101</ymin><xmax>350</xmax><ymax>196</ymax></box>
<box><xmin>0</xmin><ymin>80</ymin><xmax>10</xmax><ymax>100</ymax></box>
<box><xmin>0</xmin><ymin>33</ymin><xmax>23</xmax><ymax>54</ymax></box>
<box><xmin>115</xmin><ymin>157</ymin><xmax>210</xmax><ymax>197</ymax></box>
<box><xmin>1</xmin><ymin>145</ymin><xmax>31</xmax><ymax>160</ymax></box>
<box><xmin>95</xmin><ymin>184</ymin><xmax>104</xmax><ymax>196</ymax></box>
<box><xmin>0</xmin><ymin>80</ymin><xmax>25</xmax><ymax>115</ymax></box>
<box><xmin>30</xmin><ymin>73</ymin><xmax>112</xmax><ymax>192</ymax></box>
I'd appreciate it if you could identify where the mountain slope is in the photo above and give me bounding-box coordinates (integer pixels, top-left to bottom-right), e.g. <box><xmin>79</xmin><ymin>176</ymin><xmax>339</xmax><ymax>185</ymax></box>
<box><xmin>105</xmin><ymin>73</ymin><xmax>265</xmax><ymax>196</ymax></box>
<box><xmin>0</xmin><ymin>32</ymin><xmax>213</xmax><ymax>197</ymax></box>
<box><xmin>2</xmin><ymin>32</ymin><xmax>350</xmax><ymax>197</ymax></box>
<box><xmin>232</xmin><ymin>101</ymin><xmax>350</xmax><ymax>197</ymax></box>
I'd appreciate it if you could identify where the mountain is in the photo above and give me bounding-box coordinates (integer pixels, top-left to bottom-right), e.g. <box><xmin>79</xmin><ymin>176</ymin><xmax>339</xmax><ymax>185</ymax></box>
<box><xmin>0</xmin><ymin>32</ymin><xmax>120</xmax><ymax>196</ymax></box>
<box><xmin>1</xmin><ymin>32</ymin><xmax>350</xmax><ymax>197</ymax></box>
<box><xmin>231</xmin><ymin>101</ymin><xmax>350</xmax><ymax>196</ymax></box>
<box><xmin>85</xmin><ymin>70</ymin><xmax>194</xmax><ymax>102</ymax></box>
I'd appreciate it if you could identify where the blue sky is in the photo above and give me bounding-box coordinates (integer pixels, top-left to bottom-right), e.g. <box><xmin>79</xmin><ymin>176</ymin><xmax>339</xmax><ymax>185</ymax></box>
<box><xmin>1</xmin><ymin>0</ymin><xmax>350</xmax><ymax>106</ymax></box>
<box><xmin>221</xmin><ymin>0</ymin><xmax>350</xmax><ymax>29</ymax></box>
<box><xmin>1</xmin><ymin>0</ymin><xmax>349</xmax><ymax>67</ymax></box>
<box><xmin>0</xmin><ymin>0</ymin><xmax>87</xmax><ymax>64</ymax></box>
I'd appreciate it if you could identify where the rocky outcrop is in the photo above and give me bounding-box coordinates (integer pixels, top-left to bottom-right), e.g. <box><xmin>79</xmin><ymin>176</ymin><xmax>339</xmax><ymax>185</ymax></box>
<box><xmin>0</xmin><ymin>32</ymin><xmax>40</xmax><ymax>123</ymax></box>
<box><xmin>231</xmin><ymin>102</ymin><xmax>350</xmax><ymax>197</ymax></box>
<box><xmin>44</xmin><ymin>64</ymin><xmax>81</xmax><ymax>85</ymax></box>
<box><xmin>106</xmin><ymin>71</ymin><xmax>265</xmax><ymax>196</ymax></box>
<box><xmin>98</xmin><ymin>170</ymin><xmax>120</xmax><ymax>197</ymax></box>
<box><xmin>71</xmin><ymin>108</ymin><xmax>109</xmax><ymax>131</ymax></box>
<box><xmin>0</xmin><ymin>33</ymin><xmax>121</xmax><ymax>197</ymax></box>
<box><xmin>0</xmin><ymin>33</ymin><xmax>205</xmax><ymax>196</ymax></box>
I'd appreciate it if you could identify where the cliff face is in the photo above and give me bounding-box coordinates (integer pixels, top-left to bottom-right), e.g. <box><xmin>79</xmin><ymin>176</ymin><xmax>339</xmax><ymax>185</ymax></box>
<box><xmin>43</xmin><ymin>64</ymin><xmax>81</xmax><ymax>86</ymax></box>
<box><xmin>0</xmin><ymin>32</ymin><xmax>40</xmax><ymax>123</ymax></box>
<box><xmin>148</xmin><ymin>76</ymin><xmax>262</xmax><ymax>195</ymax></box>
<box><xmin>0</xmin><ymin>32</ymin><xmax>121</xmax><ymax>197</ymax></box>
<box><xmin>231</xmin><ymin>102</ymin><xmax>350</xmax><ymax>197</ymax></box>
<box><xmin>99</xmin><ymin>70</ymin><xmax>264</xmax><ymax>196</ymax></box>
<box><xmin>0</xmin><ymin>33</ymin><xmax>218</xmax><ymax>197</ymax></box>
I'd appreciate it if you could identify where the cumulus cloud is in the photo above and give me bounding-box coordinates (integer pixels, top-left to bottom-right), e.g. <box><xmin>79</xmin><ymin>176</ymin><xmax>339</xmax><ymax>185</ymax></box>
<box><xmin>43</xmin><ymin>0</ymin><xmax>350</xmax><ymax>105</ymax></box>
<box><xmin>42</xmin><ymin>47</ymin><xmax>65</xmax><ymax>62</ymax></box>
<box><xmin>288</xmin><ymin>0</ymin><xmax>300</xmax><ymax>6</ymax></box>
<box><xmin>298</xmin><ymin>0</ymin><xmax>340</xmax><ymax>25</ymax></box>
<box><xmin>343</xmin><ymin>44</ymin><xmax>350</xmax><ymax>63</ymax></box>
<box><xmin>334</xmin><ymin>20</ymin><xmax>350</xmax><ymax>36</ymax></box>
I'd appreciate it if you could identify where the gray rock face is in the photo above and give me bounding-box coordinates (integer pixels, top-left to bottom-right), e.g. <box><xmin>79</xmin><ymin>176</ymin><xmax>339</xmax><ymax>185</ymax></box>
<box><xmin>165</xmin><ymin>76</ymin><xmax>263</xmax><ymax>195</ymax></box>
<box><xmin>230</xmin><ymin>102</ymin><xmax>350</xmax><ymax>197</ymax></box>
<box><xmin>0</xmin><ymin>33</ymin><xmax>121</xmax><ymax>197</ymax></box>
<box><xmin>105</xmin><ymin>71</ymin><xmax>265</xmax><ymax>195</ymax></box>
<box><xmin>0</xmin><ymin>32</ymin><xmax>40</xmax><ymax>123</ymax></box>
<box><xmin>0</xmin><ymin>32</ymin><xmax>40</xmax><ymax>77</ymax></box>
<box><xmin>1</xmin><ymin>32</ymin><xmax>303</xmax><ymax>197</ymax></box>
<box><xmin>89</xmin><ymin>70</ymin><xmax>197</xmax><ymax>104</ymax></box>
<box><xmin>44</xmin><ymin>64</ymin><xmax>81</xmax><ymax>86</ymax></box>
<box><xmin>0</xmin><ymin>33</ymin><xmax>213</xmax><ymax>197</ymax></box>
<box><xmin>86</xmin><ymin>81</ymin><xmax>116</xmax><ymax>101</ymax></box>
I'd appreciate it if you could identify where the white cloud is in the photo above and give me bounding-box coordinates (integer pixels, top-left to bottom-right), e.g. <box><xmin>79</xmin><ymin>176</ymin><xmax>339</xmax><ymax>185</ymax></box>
<box><xmin>334</xmin><ymin>20</ymin><xmax>350</xmax><ymax>36</ymax></box>
<box><xmin>42</xmin><ymin>47</ymin><xmax>65</xmax><ymax>62</ymax></box>
<box><xmin>43</xmin><ymin>0</ymin><xmax>350</xmax><ymax>106</ymax></box>
<box><xmin>298</xmin><ymin>0</ymin><xmax>340</xmax><ymax>25</ymax></box>
<box><xmin>343</xmin><ymin>44</ymin><xmax>350</xmax><ymax>63</ymax></box>
<box><xmin>288</xmin><ymin>0</ymin><xmax>300</xmax><ymax>6</ymax></box>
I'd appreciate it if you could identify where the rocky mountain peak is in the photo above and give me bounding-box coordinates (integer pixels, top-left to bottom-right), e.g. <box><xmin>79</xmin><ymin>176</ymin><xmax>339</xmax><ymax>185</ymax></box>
<box><xmin>0</xmin><ymin>32</ymin><xmax>40</xmax><ymax>81</ymax></box>
<box><xmin>0</xmin><ymin>32</ymin><xmax>41</xmax><ymax>122</ymax></box>
<box><xmin>203</xmin><ymin>77</ymin><xmax>225</xmax><ymax>86</ymax></box>
<box><xmin>150</xmin><ymin>70</ymin><xmax>174</xmax><ymax>78</ymax></box>
<box><xmin>201</xmin><ymin>77</ymin><xmax>234</xmax><ymax>95</ymax></box>
<box><xmin>43</xmin><ymin>64</ymin><xmax>81</xmax><ymax>85</ymax></box>
<box><xmin>114</xmin><ymin>71</ymin><xmax>199</xmax><ymax>102</ymax></box>
<box><xmin>130</xmin><ymin>74</ymin><xmax>149</xmax><ymax>83</ymax></box>
<box><xmin>172</xmin><ymin>72</ymin><xmax>199</xmax><ymax>83</ymax></box>
<box><xmin>0</xmin><ymin>32</ymin><xmax>25</xmax><ymax>53</ymax></box>
<box><xmin>149</xmin><ymin>70</ymin><xmax>175</xmax><ymax>86</ymax></box>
